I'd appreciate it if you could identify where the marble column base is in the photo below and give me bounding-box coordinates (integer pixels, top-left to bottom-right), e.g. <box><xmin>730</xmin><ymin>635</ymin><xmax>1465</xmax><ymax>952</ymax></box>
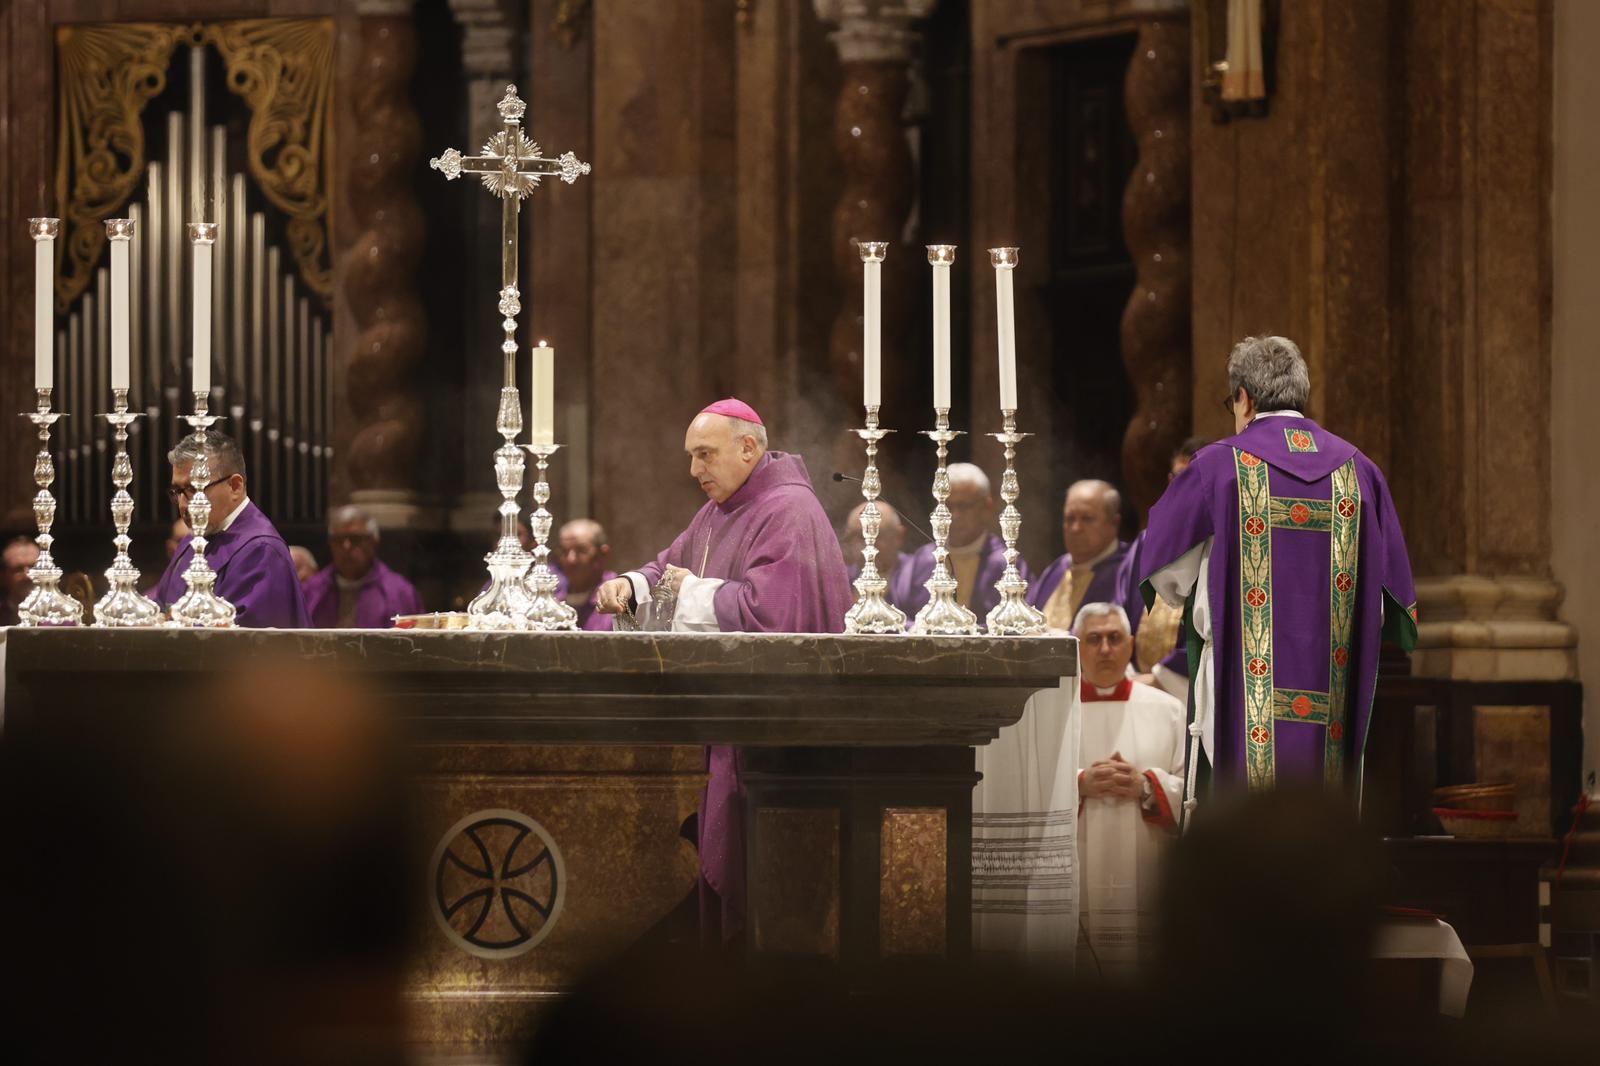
<box><xmin>348</xmin><ymin>489</ymin><xmax>447</xmax><ymax>533</ymax></box>
<box><xmin>1412</xmin><ymin>576</ymin><xmax>1578</xmax><ymax>681</ymax></box>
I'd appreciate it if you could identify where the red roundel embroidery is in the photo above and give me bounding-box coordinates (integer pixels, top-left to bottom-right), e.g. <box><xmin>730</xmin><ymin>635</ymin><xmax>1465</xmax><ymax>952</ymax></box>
<box><xmin>1247</xmin><ymin>657</ymin><xmax>1270</xmax><ymax>677</ymax></box>
<box><xmin>1333</xmin><ymin>646</ymin><xmax>1349</xmax><ymax>668</ymax></box>
<box><xmin>1289</xmin><ymin>503</ymin><xmax>1312</xmax><ymax>525</ymax></box>
<box><xmin>1290</xmin><ymin>431</ymin><xmax>1312</xmax><ymax>449</ymax></box>
<box><xmin>1249</xmin><ymin>725</ymin><xmax>1271</xmax><ymax>746</ymax></box>
<box><xmin>1292</xmin><ymin>695</ymin><xmax>1314</xmax><ymax>718</ymax></box>
<box><xmin>1245</xmin><ymin>586</ymin><xmax>1268</xmax><ymax>608</ymax></box>
<box><xmin>1335</xmin><ymin>571</ymin><xmax>1355</xmax><ymax>593</ymax></box>
<box><xmin>1239</xmin><ymin>452</ymin><xmax>1263</xmax><ymax>467</ymax></box>
<box><xmin>1244</xmin><ymin>516</ymin><xmax>1267</xmax><ymax>536</ymax></box>
<box><xmin>1329</xmin><ymin>722</ymin><xmax>1344</xmax><ymax>742</ymax></box>
<box><xmin>1337</xmin><ymin>497</ymin><xmax>1358</xmax><ymax>519</ymax></box>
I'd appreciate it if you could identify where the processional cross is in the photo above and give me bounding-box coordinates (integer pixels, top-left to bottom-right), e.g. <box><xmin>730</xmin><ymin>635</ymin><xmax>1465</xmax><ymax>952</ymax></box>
<box><xmin>430</xmin><ymin>84</ymin><xmax>591</xmax><ymax>630</ymax></box>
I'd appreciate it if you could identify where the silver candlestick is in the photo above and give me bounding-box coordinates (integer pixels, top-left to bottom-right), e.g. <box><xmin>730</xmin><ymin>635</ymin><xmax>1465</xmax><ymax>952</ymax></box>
<box><xmin>17</xmin><ymin>388</ymin><xmax>83</xmax><ymax>626</ymax></box>
<box><xmin>986</xmin><ymin>409</ymin><xmax>1047</xmax><ymax>635</ymax></box>
<box><xmin>844</xmin><ymin>405</ymin><xmax>906</xmax><ymax>634</ymax></box>
<box><xmin>521</xmin><ymin>442</ymin><xmax>577</xmax><ymax>630</ymax></box>
<box><xmin>169</xmin><ymin>390</ymin><xmax>237</xmax><ymax>627</ymax></box>
<box><xmin>468</xmin><ymin>374</ymin><xmax>534</xmax><ymax>630</ymax></box>
<box><xmin>93</xmin><ymin>388</ymin><xmax>161</xmax><ymax>626</ymax></box>
<box><xmin>911</xmin><ymin>407</ymin><xmax>978</xmax><ymax>636</ymax></box>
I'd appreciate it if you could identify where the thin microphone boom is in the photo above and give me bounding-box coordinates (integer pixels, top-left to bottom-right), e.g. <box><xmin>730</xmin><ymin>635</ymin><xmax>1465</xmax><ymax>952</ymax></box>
<box><xmin>833</xmin><ymin>472</ymin><xmax>934</xmax><ymax>543</ymax></box>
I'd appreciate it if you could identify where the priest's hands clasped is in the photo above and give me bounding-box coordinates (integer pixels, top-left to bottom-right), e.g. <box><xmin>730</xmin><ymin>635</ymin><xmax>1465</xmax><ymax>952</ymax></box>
<box><xmin>1081</xmin><ymin>750</ymin><xmax>1141</xmax><ymax>801</ymax></box>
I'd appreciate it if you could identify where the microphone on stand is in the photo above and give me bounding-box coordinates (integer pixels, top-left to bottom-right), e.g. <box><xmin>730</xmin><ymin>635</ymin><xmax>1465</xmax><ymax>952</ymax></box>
<box><xmin>832</xmin><ymin>472</ymin><xmax>934</xmax><ymax>543</ymax></box>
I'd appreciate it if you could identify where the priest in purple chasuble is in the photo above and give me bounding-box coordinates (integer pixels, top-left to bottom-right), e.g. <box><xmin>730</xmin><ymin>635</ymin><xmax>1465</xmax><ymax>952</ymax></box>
<box><xmin>1073</xmin><ymin>603</ymin><xmax>1185</xmax><ymax>978</ymax></box>
<box><xmin>1139</xmin><ymin>337</ymin><xmax>1417</xmax><ymax>809</ymax></box>
<box><xmin>302</xmin><ymin>505</ymin><xmax>424</xmax><ymax>628</ymax></box>
<box><xmin>843</xmin><ymin>500</ymin><xmax>912</xmax><ymax>609</ymax></box>
<box><xmin>154</xmin><ymin>430</ymin><xmax>310</xmax><ymax>629</ymax></box>
<box><xmin>1025</xmin><ymin>479</ymin><xmax>1129</xmax><ymax>632</ymax></box>
<box><xmin>1119</xmin><ymin>437</ymin><xmax>1209</xmax><ymax>703</ymax></box>
<box><xmin>555</xmin><ymin>518</ymin><xmax>617</xmax><ymax>632</ymax></box>
<box><xmin>892</xmin><ymin>462</ymin><xmax>1025</xmax><ymax>623</ymax></box>
<box><xmin>596</xmin><ymin>399</ymin><xmax>853</xmax><ymax>941</ymax></box>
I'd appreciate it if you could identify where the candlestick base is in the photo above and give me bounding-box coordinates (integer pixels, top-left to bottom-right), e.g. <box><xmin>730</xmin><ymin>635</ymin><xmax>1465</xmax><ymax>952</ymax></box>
<box><xmin>169</xmin><ymin>400</ymin><xmax>237</xmax><ymax>628</ymax></box>
<box><xmin>985</xmin><ymin>410</ymin><xmax>1047</xmax><ymax>637</ymax></box>
<box><xmin>17</xmin><ymin>397</ymin><xmax>83</xmax><ymax>627</ymax></box>
<box><xmin>17</xmin><ymin>562</ymin><xmax>83</xmax><ymax>627</ymax></box>
<box><xmin>522</xmin><ymin>443</ymin><xmax>578</xmax><ymax>631</ymax></box>
<box><xmin>467</xmin><ymin>542</ymin><xmax>535</xmax><ymax>631</ymax></box>
<box><xmin>844</xmin><ymin>414</ymin><xmax>907</xmax><ymax>635</ymax></box>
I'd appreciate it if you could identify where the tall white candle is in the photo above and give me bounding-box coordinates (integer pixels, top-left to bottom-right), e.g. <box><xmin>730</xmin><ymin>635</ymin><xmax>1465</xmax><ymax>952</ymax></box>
<box><xmin>928</xmin><ymin>245</ymin><xmax>956</xmax><ymax>410</ymax></box>
<box><xmin>189</xmin><ymin>223</ymin><xmax>218</xmax><ymax>396</ymax></box>
<box><xmin>106</xmin><ymin>218</ymin><xmax>134</xmax><ymax>392</ymax></box>
<box><xmin>29</xmin><ymin>218</ymin><xmax>58</xmax><ymax>391</ymax></box>
<box><xmin>990</xmin><ymin>247</ymin><xmax>1020</xmax><ymax>411</ymax></box>
<box><xmin>530</xmin><ymin>340</ymin><xmax>555</xmax><ymax>447</ymax></box>
<box><xmin>859</xmin><ymin>241</ymin><xmax>887</xmax><ymax>408</ymax></box>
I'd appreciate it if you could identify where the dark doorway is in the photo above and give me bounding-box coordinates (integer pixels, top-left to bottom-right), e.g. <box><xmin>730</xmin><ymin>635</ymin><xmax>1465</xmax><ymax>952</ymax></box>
<box><xmin>1038</xmin><ymin>34</ymin><xmax>1139</xmax><ymax>549</ymax></box>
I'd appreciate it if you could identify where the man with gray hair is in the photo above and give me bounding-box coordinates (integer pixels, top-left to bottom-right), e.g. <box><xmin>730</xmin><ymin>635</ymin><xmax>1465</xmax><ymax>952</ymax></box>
<box><xmin>1139</xmin><ymin>335</ymin><xmax>1417</xmax><ymax>815</ymax></box>
<box><xmin>1072</xmin><ymin>600</ymin><xmax>1186</xmax><ymax>978</ymax></box>
<box><xmin>892</xmin><ymin>462</ymin><xmax>1026</xmax><ymax>623</ymax></box>
<box><xmin>1026</xmin><ymin>479</ymin><xmax>1128</xmax><ymax>632</ymax></box>
<box><xmin>153</xmin><ymin>430</ymin><xmax>308</xmax><ymax>627</ymax></box>
<box><xmin>302</xmin><ymin>504</ymin><xmax>424</xmax><ymax>627</ymax></box>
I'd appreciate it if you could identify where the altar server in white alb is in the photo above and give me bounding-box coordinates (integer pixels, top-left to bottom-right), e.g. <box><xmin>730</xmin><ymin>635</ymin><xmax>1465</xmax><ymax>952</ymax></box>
<box><xmin>1073</xmin><ymin>602</ymin><xmax>1186</xmax><ymax>979</ymax></box>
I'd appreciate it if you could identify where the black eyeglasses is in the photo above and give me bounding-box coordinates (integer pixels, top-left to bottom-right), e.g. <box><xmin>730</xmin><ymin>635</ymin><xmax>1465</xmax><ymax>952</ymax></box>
<box><xmin>169</xmin><ymin>477</ymin><xmax>227</xmax><ymax>501</ymax></box>
<box><xmin>1221</xmin><ymin>393</ymin><xmax>1237</xmax><ymax>414</ymax></box>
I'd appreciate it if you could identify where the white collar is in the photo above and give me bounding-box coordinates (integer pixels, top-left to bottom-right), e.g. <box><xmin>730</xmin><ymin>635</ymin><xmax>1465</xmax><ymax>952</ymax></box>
<box><xmin>949</xmin><ymin>533</ymin><xmax>988</xmax><ymax>556</ymax></box>
<box><xmin>1250</xmin><ymin>409</ymin><xmax>1305</xmax><ymax>421</ymax></box>
<box><xmin>218</xmin><ymin>496</ymin><xmax>251</xmax><ymax>533</ymax></box>
<box><xmin>1072</xmin><ymin>540</ymin><xmax>1121</xmax><ymax>571</ymax></box>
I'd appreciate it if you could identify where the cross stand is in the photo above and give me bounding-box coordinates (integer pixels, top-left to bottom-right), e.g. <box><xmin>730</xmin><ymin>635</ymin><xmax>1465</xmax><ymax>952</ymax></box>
<box><xmin>431</xmin><ymin>83</ymin><xmax>591</xmax><ymax>631</ymax></box>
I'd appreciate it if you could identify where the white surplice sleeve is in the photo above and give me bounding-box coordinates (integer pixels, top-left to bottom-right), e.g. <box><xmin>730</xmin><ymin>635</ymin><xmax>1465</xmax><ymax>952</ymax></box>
<box><xmin>672</xmin><ymin>574</ymin><xmax>724</xmax><ymax>632</ymax></box>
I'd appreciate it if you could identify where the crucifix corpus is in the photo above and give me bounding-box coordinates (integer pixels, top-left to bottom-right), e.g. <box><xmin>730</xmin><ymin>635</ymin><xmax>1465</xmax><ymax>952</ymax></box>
<box><xmin>430</xmin><ymin>83</ymin><xmax>591</xmax><ymax>631</ymax></box>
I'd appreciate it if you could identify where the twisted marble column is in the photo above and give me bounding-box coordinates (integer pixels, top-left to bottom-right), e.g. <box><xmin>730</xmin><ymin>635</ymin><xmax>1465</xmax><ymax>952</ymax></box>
<box><xmin>1119</xmin><ymin>17</ymin><xmax>1191</xmax><ymax>520</ymax></box>
<box><xmin>816</xmin><ymin>1</ymin><xmax>933</xmax><ymax>406</ymax></box>
<box><xmin>341</xmin><ymin>5</ymin><xmax>427</xmax><ymax>503</ymax></box>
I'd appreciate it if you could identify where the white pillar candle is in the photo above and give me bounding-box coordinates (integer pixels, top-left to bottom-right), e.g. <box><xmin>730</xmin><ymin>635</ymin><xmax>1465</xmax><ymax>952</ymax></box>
<box><xmin>189</xmin><ymin>223</ymin><xmax>218</xmax><ymax>396</ymax></box>
<box><xmin>106</xmin><ymin>218</ymin><xmax>134</xmax><ymax>392</ymax></box>
<box><xmin>990</xmin><ymin>247</ymin><xmax>1020</xmax><ymax>411</ymax></box>
<box><xmin>530</xmin><ymin>340</ymin><xmax>555</xmax><ymax>447</ymax></box>
<box><xmin>29</xmin><ymin>218</ymin><xmax>58</xmax><ymax>391</ymax></box>
<box><xmin>928</xmin><ymin>245</ymin><xmax>956</xmax><ymax>410</ymax></box>
<box><xmin>859</xmin><ymin>241</ymin><xmax>887</xmax><ymax>408</ymax></box>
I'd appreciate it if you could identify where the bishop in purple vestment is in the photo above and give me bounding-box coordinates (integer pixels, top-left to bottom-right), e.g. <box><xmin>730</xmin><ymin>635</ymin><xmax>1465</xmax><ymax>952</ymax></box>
<box><xmin>154</xmin><ymin>430</ymin><xmax>309</xmax><ymax>628</ymax></box>
<box><xmin>302</xmin><ymin>505</ymin><xmax>424</xmax><ymax>628</ymax></box>
<box><xmin>1139</xmin><ymin>337</ymin><xmax>1417</xmax><ymax>807</ymax></box>
<box><xmin>596</xmin><ymin>399</ymin><xmax>853</xmax><ymax>941</ymax></box>
<box><xmin>1025</xmin><ymin>479</ymin><xmax>1129</xmax><ymax>632</ymax></box>
<box><xmin>892</xmin><ymin>462</ymin><xmax>1025</xmax><ymax>624</ymax></box>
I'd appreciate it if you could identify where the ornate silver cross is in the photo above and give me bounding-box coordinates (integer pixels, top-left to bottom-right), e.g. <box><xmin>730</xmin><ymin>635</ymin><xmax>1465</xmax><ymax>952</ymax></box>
<box><xmin>429</xmin><ymin>83</ymin><xmax>590</xmax><ymax>630</ymax></box>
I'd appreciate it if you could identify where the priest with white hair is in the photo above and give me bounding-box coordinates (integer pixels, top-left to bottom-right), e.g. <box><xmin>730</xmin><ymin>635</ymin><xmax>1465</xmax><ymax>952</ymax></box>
<box><xmin>891</xmin><ymin>462</ymin><xmax>1026</xmax><ymax>622</ymax></box>
<box><xmin>1074</xmin><ymin>600</ymin><xmax>1186</xmax><ymax>979</ymax></box>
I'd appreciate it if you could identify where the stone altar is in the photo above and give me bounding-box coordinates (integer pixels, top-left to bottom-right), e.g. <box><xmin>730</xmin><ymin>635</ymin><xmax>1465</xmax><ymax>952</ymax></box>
<box><xmin>1</xmin><ymin>628</ymin><xmax>1075</xmax><ymax>1048</ymax></box>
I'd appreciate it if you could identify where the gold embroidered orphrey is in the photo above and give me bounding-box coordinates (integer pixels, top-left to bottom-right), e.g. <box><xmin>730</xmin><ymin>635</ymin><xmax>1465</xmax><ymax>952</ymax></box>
<box><xmin>1234</xmin><ymin>449</ymin><xmax>1362</xmax><ymax>791</ymax></box>
<box><xmin>54</xmin><ymin>19</ymin><xmax>334</xmax><ymax>311</ymax></box>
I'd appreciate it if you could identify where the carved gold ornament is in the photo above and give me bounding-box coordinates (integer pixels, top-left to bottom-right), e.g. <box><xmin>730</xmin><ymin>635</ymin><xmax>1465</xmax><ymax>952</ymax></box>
<box><xmin>54</xmin><ymin>19</ymin><xmax>334</xmax><ymax>311</ymax></box>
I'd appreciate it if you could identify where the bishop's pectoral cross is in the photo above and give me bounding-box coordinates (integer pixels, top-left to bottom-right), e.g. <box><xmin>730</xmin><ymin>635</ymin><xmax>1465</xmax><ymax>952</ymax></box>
<box><xmin>430</xmin><ymin>83</ymin><xmax>590</xmax><ymax>629</ymax></box>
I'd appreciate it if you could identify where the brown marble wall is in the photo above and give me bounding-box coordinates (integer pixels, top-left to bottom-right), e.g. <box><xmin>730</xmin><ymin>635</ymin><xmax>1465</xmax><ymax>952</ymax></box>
<box><xmin>587</xmin><ymin>0</ymin><xmax>737</xmax><ymax>566</ymax></box>
<box><xmin>1190</xmin><ymin>0</ymin><xmax>1553</xmax><ymax>582</ymax></box>
<box><xmin>1189</xmin><ymin>0</ymin><xmax>1397</xmax><ymax>464</ymax></box>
